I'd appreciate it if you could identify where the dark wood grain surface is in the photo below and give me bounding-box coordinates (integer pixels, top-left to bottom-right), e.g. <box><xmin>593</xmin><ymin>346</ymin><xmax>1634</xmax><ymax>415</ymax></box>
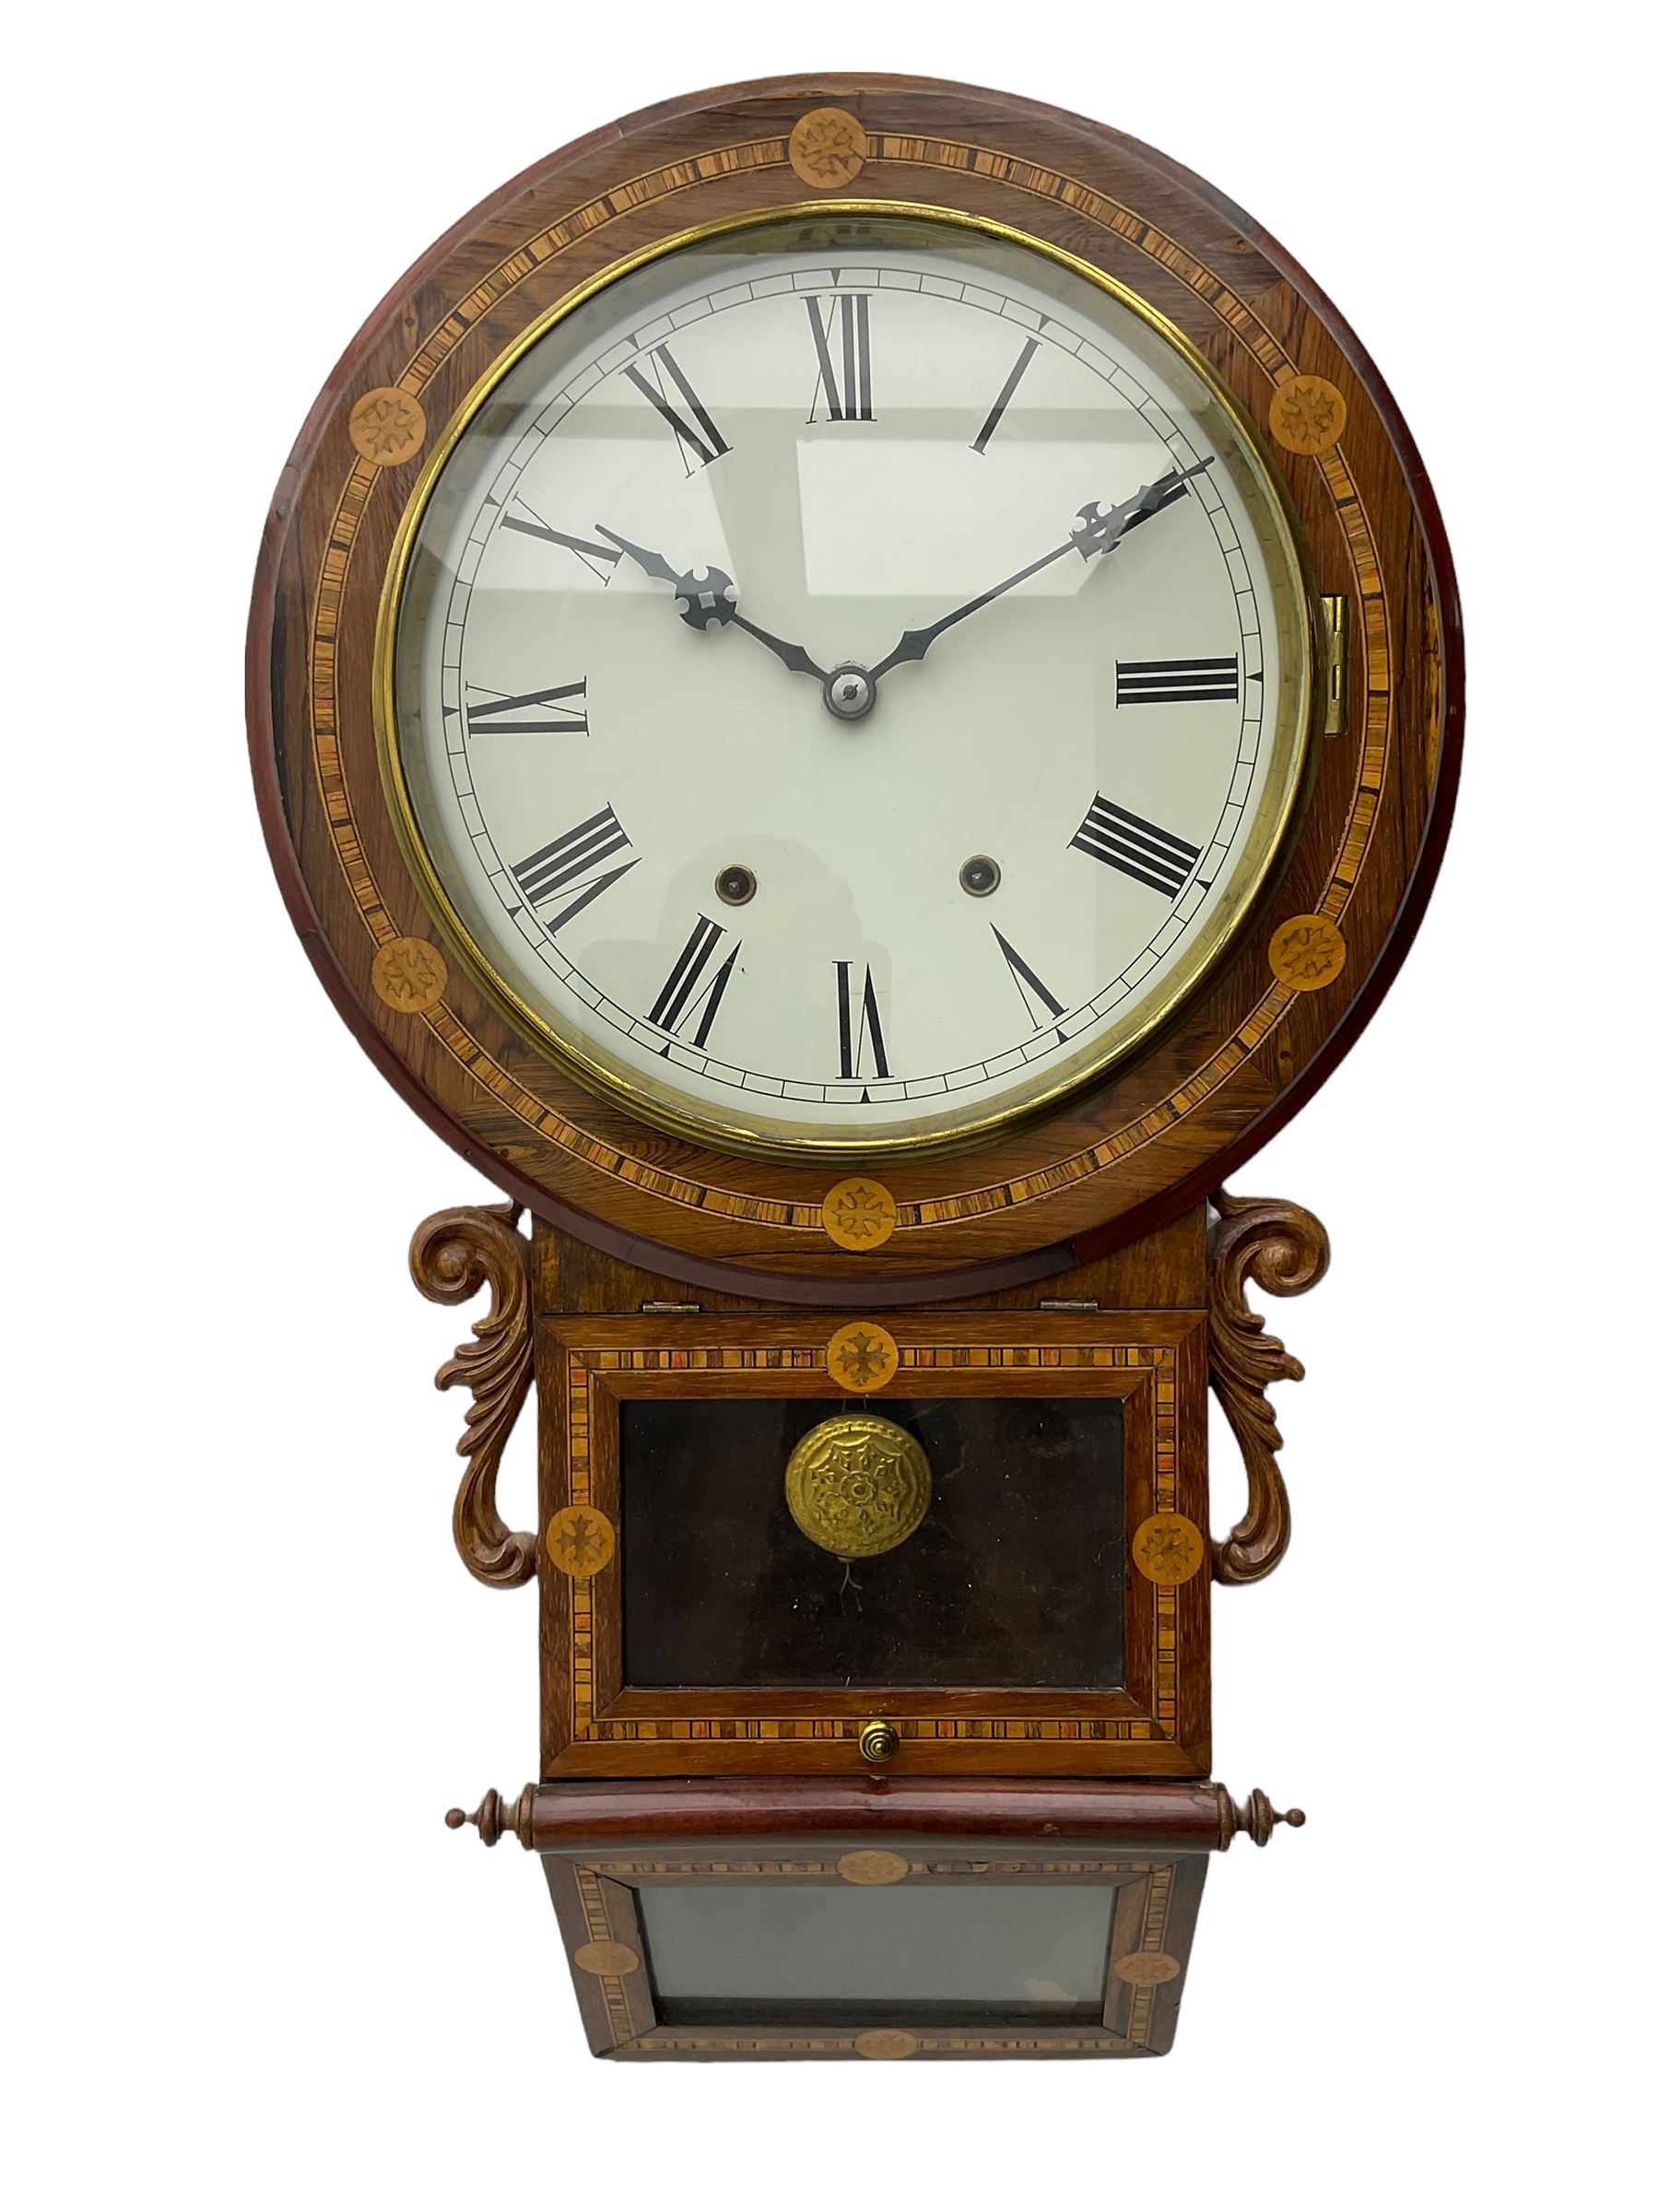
<box><xmin>528</xmin><ymin>1773</ymin><xmax>1239</xmax><ymax>1848</ymax></box>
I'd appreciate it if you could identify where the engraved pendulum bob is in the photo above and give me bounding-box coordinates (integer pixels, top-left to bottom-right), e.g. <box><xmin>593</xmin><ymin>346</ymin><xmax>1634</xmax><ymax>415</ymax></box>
<box><xmin>784</xmin><ymin>1413</ymin><xmax>934</xmax><ymax>1559</ymax></box>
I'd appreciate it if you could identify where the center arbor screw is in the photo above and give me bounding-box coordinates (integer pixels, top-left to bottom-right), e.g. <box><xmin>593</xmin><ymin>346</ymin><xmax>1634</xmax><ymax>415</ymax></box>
<box><xmin>825</xmin><ymin>664</ymin><xmax>877</xmax><ymax>721</ymax></box>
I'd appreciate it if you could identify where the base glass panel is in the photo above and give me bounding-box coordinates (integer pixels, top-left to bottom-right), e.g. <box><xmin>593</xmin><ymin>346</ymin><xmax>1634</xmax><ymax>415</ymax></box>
<box><xmin>638</xmin><ymin>1880</ymin><xmax>1118</xmax><ymax>2025</ymax></box>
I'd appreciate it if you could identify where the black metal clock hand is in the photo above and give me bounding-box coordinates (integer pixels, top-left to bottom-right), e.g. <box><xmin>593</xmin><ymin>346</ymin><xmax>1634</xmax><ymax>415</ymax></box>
<box><xmin>591</xmin><ymin>521</ymin><xmax>684</xmax><ymax>588</ymax></box>
<box><xmin>868</xmin><ymin>459</ymin><xmax>1214</xmax><ymax>683</ymax></box>
<box><xmin>593</xmin><ymin>524</ymin><xmax>829</xmax><ymax>682</ymax></box>
<box><xmin>726</xmin><ymin>611</ymin><xmax>830</xmax><ymax>682</ymax></box>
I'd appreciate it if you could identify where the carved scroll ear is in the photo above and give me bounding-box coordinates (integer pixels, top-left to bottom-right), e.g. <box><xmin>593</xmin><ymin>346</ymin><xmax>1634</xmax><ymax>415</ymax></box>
<box><xmin>409</xmin><ymin>1204</ymin><xmax>536</xmax><ymax>1589</ymax></box>
<box><xmin>1207</xmin><ymin>1190</ymin><xmax>1330</xmax><ymax>1585</ymax></box>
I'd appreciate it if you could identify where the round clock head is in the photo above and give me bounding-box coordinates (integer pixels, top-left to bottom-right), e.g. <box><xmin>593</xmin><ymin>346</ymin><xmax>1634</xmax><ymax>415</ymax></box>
<box><xmin>382</xmin><ymin>212</ymin><xmax>1316</xmax><ymax>1158</ymax></box>
<box><xmin>252</xmin><ymin>76</ymin><xmax>1459</xmax><ymax>1296</ymax></box>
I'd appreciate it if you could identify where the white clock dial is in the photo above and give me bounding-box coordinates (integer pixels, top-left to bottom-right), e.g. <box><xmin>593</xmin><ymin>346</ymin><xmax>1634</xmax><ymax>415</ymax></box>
<box><xmin>387</xmin><ymin>213</ymin><xmax>1315</xmax><ymax>1157</ymax></box>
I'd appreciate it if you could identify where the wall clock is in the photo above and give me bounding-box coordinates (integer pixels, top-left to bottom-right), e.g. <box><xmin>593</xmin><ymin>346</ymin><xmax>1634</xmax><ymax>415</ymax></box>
<box><xmin>249</xmin><ymin>72</ymin><xmax>1460</xmax><ymax>2060</ymax></box>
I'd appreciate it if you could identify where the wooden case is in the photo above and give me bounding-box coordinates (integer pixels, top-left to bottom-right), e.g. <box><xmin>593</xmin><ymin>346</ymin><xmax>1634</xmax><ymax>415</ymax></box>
<box><xmin>446</xmin><ymin>1776</ymin><xmax>1297</xmax><ymax>2061</ymax></box>
<box><xmin>537</xmin><ymin>1308</ymin><xmax>1210</xmax><ymax>1779</ymax></box>
<box><xmin>257</xmin><ymin>68</ymin><xmax>1453</xmax><ymax>2062</ymax></box>
<box><xmin>548</xmin><ymin>1837</ymin><xmax>1206</xmax><ymax>2061</ymax></box>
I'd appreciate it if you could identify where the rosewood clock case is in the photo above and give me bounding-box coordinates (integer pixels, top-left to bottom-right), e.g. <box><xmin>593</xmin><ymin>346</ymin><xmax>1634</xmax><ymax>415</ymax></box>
<box><xmin>248</xmin><ymin>71</ymin><xmax>1460</xmax><ymax>2060</ymax></box>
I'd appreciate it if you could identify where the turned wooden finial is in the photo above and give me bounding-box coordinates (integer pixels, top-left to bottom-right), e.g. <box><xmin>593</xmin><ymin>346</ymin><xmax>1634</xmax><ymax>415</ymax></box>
<box><xmin>445</xmin><ymin>1785</ymin><xmax>534</xmax><ymax>1848</ymax></box>
<box><xmin>1218</xmin><ymin>1786</ymin><xmax>1306</xmax><ymax>1850</ymax></box>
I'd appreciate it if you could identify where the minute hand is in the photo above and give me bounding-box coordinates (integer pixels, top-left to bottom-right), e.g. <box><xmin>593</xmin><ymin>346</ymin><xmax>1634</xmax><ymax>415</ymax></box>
<box><xmin>868</xmin><ymin>459</ymin><xmax>1213</xmax><ymax>683</ymax></box>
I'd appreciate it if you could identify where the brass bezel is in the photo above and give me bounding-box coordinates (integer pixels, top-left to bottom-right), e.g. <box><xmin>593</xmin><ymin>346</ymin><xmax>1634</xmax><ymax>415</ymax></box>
<box><xmin>374</xmin><ymin>201</ymin><xmax>1323</xmax><ymax>1165</ymax></box>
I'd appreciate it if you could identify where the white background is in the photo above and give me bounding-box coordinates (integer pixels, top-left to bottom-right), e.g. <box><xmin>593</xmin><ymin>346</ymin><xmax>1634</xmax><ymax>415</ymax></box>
<box><xmin>5</xmin><ymin>5</ymin><xmax>1650</xmax><ymax>2205</ymax></box>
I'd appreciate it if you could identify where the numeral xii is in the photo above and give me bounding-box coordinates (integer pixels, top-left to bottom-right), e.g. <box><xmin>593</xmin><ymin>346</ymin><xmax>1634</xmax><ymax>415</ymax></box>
<box><xmin>806</xmin><ymin>294</ymin><xmax>874</xmax><ymax>422</ymax></box>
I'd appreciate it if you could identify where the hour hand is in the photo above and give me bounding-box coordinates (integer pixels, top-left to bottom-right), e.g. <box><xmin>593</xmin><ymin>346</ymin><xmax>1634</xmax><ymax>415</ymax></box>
<box><xmin>594</xmin><ymin>521</ymin><xmax>736</xmax><ymax>631</ymax></box>
<box><xmin>728</xmin><ymin>612</ymin><xmax>829</xmax><ymax>683</ymax></box>
<box><xmin>594</xmin><ymin>521</ymin><xmax>828</xmax><ymax>680</ymax></box>
<box><xmin>592</xmin><ymin>521</ymin><xmax>685</xmax><ymax>588</ymax></box>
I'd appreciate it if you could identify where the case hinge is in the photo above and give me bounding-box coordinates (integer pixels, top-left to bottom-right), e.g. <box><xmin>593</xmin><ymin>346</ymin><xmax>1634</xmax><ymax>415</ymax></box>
<box><xmin>1322</xmin><ymin>593</ymin><xmax>1350</xmax><ymax>737</ymax></box>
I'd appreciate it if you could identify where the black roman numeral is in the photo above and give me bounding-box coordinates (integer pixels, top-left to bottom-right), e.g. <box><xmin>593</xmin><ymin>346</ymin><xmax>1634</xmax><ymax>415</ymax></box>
<box><xmin>835</xmin><ymin>961</ymin><xmax>889</xmax><ymax>1079</ymax></box>
<box><xmin>1115</xmin><ymin>655</ymin><xmax>1240</xmax><ymax>706</ymax></box>
<box><xmin>649</xmin><ymin>917</ymin><xmax>738</xmax><ymax>1046</ymax></box>
<box><xmin>1072</xmin><ymin>795</ymin><xmax>1202</xmax><ymax>899</ymax></box>
<box><xmin>467</xmin><ymin>680</ymin><xmax>588</xmax><ymax>737</ymax></box>
<box><xmin>512</xmin><ymin>804</ymin><xmax>637</xmax><ymax>933</ymax></box>
<box><xmin>993</xmin><ymin>927</ymin><xmax>1065</xmax><ymax>1030</ymax></box>
<box><xmin>971</xmin><ymin>335</ymin><xmax>1039</xmax><ymax>453</ymax></box>
<box><xmin>500</xmin><ymin>503</ymin><xmax>623</xmax><ymax>581</ymax></box>
<box><xmin>625</xmin><ymin>345</ymin><xmax>729</xmax><ymax>472</ymax></box>
<box><xmin>806</xmin><ymin>295</ymin><xmax>875</xmax><ymax>423</ymax></box>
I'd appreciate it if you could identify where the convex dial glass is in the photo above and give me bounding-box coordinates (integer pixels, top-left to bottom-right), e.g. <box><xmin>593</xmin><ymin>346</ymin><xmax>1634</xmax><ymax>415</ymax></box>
<box><xmin>386</xmin><ymin>212</ymin><xmax>1315</xmax><ymax>1157</ymax></box>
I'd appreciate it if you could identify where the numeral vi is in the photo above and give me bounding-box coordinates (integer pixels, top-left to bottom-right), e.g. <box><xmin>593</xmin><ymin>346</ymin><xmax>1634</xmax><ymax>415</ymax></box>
<box><xmin>835</xmin><ymin>961</ymin><xmax>889</xmax><ymax>1079</ymax></box>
